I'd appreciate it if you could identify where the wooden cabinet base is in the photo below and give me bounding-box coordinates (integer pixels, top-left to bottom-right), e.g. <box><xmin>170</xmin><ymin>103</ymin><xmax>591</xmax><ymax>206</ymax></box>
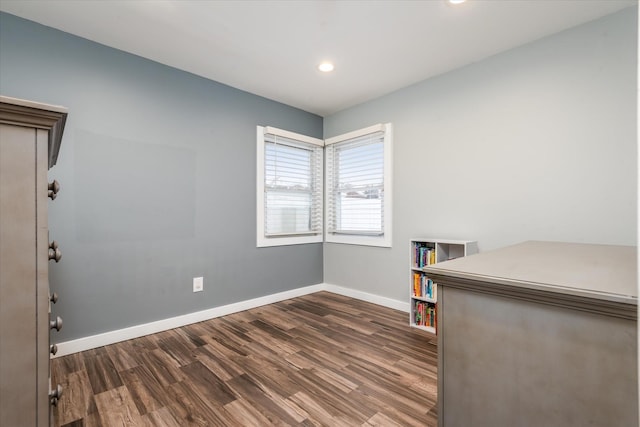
<box><xmin>425</xmin><ymin>241</ymin><xmax>638</xmax><ymax>427</ymax></box>
<box><xmin>0</xmin><ymin>96</ymin><xmax>66</xmax><ymax>427</ymax></box>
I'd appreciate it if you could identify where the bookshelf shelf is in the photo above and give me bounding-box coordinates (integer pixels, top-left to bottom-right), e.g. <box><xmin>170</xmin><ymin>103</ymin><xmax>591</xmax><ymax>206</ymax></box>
<box><xmin>410</xmin><ymin>238</ymin><xmax>478</xmax><ymax>334</ymax></box>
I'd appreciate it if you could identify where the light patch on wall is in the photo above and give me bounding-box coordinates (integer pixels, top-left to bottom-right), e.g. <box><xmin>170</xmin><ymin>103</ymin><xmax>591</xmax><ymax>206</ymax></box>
<box><xmin>75</xmin><ymin>130</ymin><xmax>196</xmax><ymax>242</ymax></box>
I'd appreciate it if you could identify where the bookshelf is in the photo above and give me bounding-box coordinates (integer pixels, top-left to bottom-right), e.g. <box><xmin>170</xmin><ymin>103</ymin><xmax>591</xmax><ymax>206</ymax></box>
<box><xmin>410</xmin><ymin>238</ymin><xmax>478</xmax><ymax>333</ymax></box>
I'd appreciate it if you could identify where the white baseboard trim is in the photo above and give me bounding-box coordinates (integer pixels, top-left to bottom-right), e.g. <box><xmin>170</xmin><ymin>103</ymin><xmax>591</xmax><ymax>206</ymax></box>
<box><xmin>324</xmin><ymin>283</ymin><xmax>410</xmax><ymax>313</ymax></box>
<box><xmin>54</xmin><ymin>283</ymin><xmax>407</xmax><ymax>357</ymax></box>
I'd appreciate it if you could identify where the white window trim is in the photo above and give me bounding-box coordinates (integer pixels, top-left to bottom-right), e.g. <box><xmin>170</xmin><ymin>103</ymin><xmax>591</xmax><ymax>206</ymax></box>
<box><xmin>324</xmin><ymin>123</ymin><xmax>393</xmax><ymax>248</ymax></box>
<box><xmin>256</xmin><ymin>126</ymin><xmax>324</xmax><ymax>247</ymax></box>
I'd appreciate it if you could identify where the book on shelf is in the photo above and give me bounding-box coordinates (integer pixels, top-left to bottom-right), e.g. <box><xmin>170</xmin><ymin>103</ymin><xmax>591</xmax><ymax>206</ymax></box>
<box><xmin>412</xmin><ymin>272</ymin><xmax>438</xmax><ymax>300</ymax></box>
<box><xmin>413</xmin><ymin>300</ymin><xmax>437</xmax><ymax>328</ymax></box>
<box><xmin>414</xmin><ymin>243</ymin><xmax>437</xmax><ymax>268</ymax></box>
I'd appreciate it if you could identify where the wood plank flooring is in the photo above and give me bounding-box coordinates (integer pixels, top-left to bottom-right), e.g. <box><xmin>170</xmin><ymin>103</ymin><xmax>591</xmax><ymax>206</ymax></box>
<box><xmin>51</xmin><ymin>292</ymin><xmax>438</xmax><ymax>426</ymax></box>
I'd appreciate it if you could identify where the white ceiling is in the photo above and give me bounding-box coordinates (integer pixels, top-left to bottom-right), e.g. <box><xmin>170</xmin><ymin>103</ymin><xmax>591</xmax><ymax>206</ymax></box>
<box><xmin>0</xmin><ymin>0</ymin><xmax>636</xmax><ymax>116</ymax></box>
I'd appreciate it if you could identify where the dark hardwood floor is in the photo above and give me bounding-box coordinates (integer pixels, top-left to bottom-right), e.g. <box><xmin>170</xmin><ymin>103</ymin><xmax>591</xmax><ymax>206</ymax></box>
<box><xmin>51</xmin><ymin>291</ymin><xmax>438</xmax><ymax>426</ymax></box>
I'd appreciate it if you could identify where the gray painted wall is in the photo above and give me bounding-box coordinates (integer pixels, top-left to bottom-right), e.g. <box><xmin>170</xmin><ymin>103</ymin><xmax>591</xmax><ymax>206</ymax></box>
<box><xmin>0</xmin><ymin>7</ymin><xmax>636</xmax><ymax>341</ymax></box>
<box><xmin>0</xmin><ymin>12</ymin><xmax>323</xmax><ymax>341</ymax></box>
<box><xmin>323</xmin><ymin>8</ymin><xmax>637</xmax><ymax>302</ymax></box>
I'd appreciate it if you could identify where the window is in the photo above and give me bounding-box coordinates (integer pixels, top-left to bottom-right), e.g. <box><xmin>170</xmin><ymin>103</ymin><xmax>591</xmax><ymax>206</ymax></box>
<box><xmin>257</xmin><ymin>126</ymin><xmax>323</xmax><ymax>247</ymax></box>
<box><xmin>257</xmin><ymin>123</ymin><xmax>392</xmax><ymax>248</ymax></box>
<box><xmin>325</xmin><ymin>123</ymin><xmax>392</xmax><ymax>247</ymax></box>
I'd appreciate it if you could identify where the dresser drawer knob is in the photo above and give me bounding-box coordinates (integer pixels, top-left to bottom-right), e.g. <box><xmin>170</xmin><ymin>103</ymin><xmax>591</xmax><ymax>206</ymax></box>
<box><xmin>48</xmin><ymin>241</ymin><xmax>62</xmax><ymax>262</ymax></box>
<box><xmin>48</xmin><ymin>180</ymin><xmax>60</xmax><ymax>200</ymax></box>
<box><xmin>49</xmin><ymin>384</ymin><xmax>63</xmax><ymax>406</ymax></box>
<box><xmin>50</xmin><ymin>292</ymin><xmax>58</xmax><ymax>304</ymax></box>
<box><xmin>50</xmin><ymin>344</ymin><xmax>58</xmax><ymax>355</ymax></box>
<box><xmin>50</xmin><ymin>316</ymin><xmax>63</xmax><ymax>331</ymax></box>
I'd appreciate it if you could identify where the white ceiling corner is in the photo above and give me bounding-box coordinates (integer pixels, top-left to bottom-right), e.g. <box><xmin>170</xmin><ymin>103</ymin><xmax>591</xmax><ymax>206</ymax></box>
<box><xmin>0</xmin><ymin>0</ymin><xmax>635</xmax><ymax>116</ymax></box>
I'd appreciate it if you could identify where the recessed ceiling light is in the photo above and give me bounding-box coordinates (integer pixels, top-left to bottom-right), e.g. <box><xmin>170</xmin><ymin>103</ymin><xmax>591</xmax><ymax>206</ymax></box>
<box><xmin>448</xmin><ymin>0</ymin><xmax>467</xmax><ymax>4</ymax></box>
<box><xmin>318</xmin><ymin>62</ymin><xmax>334</xmax><ymax>72</ymax></box>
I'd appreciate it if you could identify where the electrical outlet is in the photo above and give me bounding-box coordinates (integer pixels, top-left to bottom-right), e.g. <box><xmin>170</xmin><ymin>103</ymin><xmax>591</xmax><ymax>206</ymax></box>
<box><xmin>193</xmin><ymin>277</ymin><xmax>203</xmax><ymax>292</ymax></box>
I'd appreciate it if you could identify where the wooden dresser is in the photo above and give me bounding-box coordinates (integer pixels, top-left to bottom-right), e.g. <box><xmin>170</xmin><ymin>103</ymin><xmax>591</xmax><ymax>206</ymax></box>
<box><xmin>424</xmin><ymin>241</ymin><xmax>638</xmax><ymax>427</ymax></box>
<box><xmin>0</xmin><ymin>96</ymin><xmax>67</xmax><ymax>426</ymax></box>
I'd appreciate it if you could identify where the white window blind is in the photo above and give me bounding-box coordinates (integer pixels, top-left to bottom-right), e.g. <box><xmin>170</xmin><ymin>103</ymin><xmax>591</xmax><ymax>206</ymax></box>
<box><xmin>257</xmin><ymin>126</ymin><xmax>323</xmax><ymax>247</ymax></box>
<box><xmin>264</xmin><ymin>134</ymin><xmax>323</xmax><ymax>235</ymax></box>
<box><xmin>325</xmin><ymin>123</ymin><xmax>392</xmax><ymax>247</ymax></box>
<box><xmin>257</xmin><ymin>123</ymin><xmax>391</xmax><ymax>248</ymax></box>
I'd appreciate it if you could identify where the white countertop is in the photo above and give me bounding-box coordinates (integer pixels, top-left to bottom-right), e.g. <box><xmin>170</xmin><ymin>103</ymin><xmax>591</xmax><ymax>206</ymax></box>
<box><xmin>423</xmin><ymin>241</ymin><xmax>637</xmax><ymax>304</ymax></box>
